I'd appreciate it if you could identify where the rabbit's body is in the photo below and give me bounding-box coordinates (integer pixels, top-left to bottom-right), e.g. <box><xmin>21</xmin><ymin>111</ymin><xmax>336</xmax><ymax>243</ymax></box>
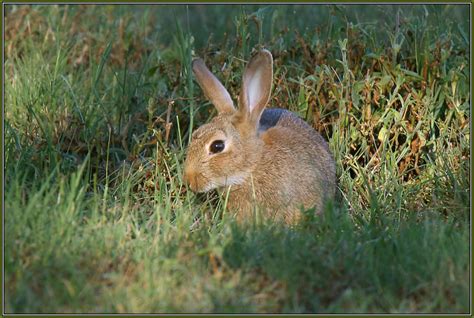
<box><xmin>184</xmin><ymin>50</ymin><xmax>335</xmax><ymax>223</ymax></box>
<box><xmin>227</xmin><ymin>108</ymin><xmax>334</xmax><ymax>222</ymax></box>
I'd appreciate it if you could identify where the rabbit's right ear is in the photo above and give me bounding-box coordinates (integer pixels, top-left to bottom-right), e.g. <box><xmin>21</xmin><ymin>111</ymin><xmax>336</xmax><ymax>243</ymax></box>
<box><xmin>238</xmin><ymin>50</ymin><xmax>273</xmax><ymax>127</ymax></box>
<box><xmin>192</xmin><ymin>58</ymin><xmax>236</xmax><ymax>114</ymax></box>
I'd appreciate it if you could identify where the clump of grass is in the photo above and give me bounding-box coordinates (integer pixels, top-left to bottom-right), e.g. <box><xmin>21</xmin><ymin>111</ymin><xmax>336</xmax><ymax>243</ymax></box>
<box><xmin>4</xmin><ymin>4</ymin><xmax>470</xmax><ymax>314</ymax></box>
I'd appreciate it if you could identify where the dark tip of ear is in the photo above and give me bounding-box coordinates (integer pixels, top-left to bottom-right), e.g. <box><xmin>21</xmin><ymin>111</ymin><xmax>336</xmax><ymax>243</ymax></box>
<box><xmin>259</xmin><ymin>49</ymin><xmax>272</xmax><ymax>58</ymax></box>
<box><xmin>256</xmin><ymin>49</ymin><xmax>273</xmax><ymax>62</ymax></box>
<box><xmin>248</xmin><ymin>50</ymin><xmax>273</xmax><ymax>68</ymax></box>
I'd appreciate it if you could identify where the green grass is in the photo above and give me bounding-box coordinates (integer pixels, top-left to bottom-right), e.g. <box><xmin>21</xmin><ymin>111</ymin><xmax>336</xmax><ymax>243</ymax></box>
<box><xmin>4</xmin><ymin>4</ymin><xmax>470</xmax><ymax>313</ymax></box>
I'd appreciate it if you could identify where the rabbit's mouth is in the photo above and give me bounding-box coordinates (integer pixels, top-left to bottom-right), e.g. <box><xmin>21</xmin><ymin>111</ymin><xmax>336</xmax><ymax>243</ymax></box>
<box><xmin>184</xmin><ymin>170</ymin><xmax>248</xmax><ymax>193</ymax></box>
<box><xmin>188</xmin><ymin>180</ymin><xmax>218</xmax><ymax>193</ymax></box>
<box><xmin>183</xmin><ymin>169</ymin><xmax>207</xmax><ymax>193</ymax></box>
<box><xmin>184</xmin><ymin>170</ymin><xmax>215</xmax><ymax>193</ymax></box>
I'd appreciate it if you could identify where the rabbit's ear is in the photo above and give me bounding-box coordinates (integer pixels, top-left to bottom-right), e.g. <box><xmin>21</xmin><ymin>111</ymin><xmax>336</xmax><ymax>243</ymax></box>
<box><xmin>192</xmin><ymin>58</ymin><xmax>235</xmax><ymax>114</ymax></box>
<box><xmin>239</xmin><ymin>50</ymin><xmax>273</xmax><ymax>125</ymax></box>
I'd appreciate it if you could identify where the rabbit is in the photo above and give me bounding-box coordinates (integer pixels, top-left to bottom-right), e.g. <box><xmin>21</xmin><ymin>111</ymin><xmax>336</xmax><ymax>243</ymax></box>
<box><xmin>183</xmin><ymin>49</ymin><xmax>336</xmax><ymax>223</ymax></box>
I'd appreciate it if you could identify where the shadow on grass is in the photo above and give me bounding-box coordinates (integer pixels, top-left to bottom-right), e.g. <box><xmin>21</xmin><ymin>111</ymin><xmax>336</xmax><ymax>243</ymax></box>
<box><xmin>221</xmin><ymin>203</ymin><xmax>469</xmax><ymax>313</ymax></box>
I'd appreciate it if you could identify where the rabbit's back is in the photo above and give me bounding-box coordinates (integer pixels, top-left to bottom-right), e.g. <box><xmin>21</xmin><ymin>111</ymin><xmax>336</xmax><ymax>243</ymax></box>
<box><xmin>259</xmin><ymin>108</ymin><xmax>333</xmax><ymax>173</ymax></box>
<box><xmin>251</xmin><ymin>108</ymin><xmax>336</xmax><ymax>215</ymax></box>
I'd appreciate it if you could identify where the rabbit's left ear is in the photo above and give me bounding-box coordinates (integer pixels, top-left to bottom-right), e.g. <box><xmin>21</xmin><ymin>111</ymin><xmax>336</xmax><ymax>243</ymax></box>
<box><xmin>239</xmin><ymin>50</ymin><xmax>273</xmax><ymax>126</ymax></box>
<box><xmin>192</xmin><ymin>58</ymin><xmax>236</xmax><ymax>114</ymax></box>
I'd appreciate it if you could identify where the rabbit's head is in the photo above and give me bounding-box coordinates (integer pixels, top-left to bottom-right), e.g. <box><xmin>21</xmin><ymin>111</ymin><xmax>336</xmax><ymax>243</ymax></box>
<box><xmin>183</xmin><ymin>50</ymin><xmax>273</xmax><ymax>193</ymax></box>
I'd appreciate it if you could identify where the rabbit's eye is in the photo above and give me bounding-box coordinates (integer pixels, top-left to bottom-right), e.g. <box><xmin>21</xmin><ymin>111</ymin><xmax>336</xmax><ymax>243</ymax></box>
<box><xmin>209</xmin><ymin>140</ymin><xmax>225</xmax><ymax>154</ymax></box>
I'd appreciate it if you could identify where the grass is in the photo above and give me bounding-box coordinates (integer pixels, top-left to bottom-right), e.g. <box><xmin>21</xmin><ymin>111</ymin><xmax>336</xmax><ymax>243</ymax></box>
<box><xmin>4</xmin><ymin>4</ymin><xmax>470</xmax><ymax>314</ymax></box>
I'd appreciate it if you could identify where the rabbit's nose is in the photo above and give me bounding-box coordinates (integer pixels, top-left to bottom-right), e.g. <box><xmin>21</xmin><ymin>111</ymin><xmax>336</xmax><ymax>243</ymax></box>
<box><xmin>183</xmin><ymin>168</ymin><xmax>197</xmax><ymax>191</ymax></box>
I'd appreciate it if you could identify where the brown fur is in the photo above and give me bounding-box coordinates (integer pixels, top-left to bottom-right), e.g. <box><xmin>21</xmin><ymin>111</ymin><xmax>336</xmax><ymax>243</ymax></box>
<box><xmin>184</xmin><ymin>50</ymin><xmax>336</xmax><ymax>223</ymax></box>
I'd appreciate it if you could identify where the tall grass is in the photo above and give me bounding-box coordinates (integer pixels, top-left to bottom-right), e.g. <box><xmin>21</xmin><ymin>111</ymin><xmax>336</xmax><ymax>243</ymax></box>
<box><xmin>4</xmin><ymin>4</ymin><xmax>470</xmax><ymax>313</ymax></box>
